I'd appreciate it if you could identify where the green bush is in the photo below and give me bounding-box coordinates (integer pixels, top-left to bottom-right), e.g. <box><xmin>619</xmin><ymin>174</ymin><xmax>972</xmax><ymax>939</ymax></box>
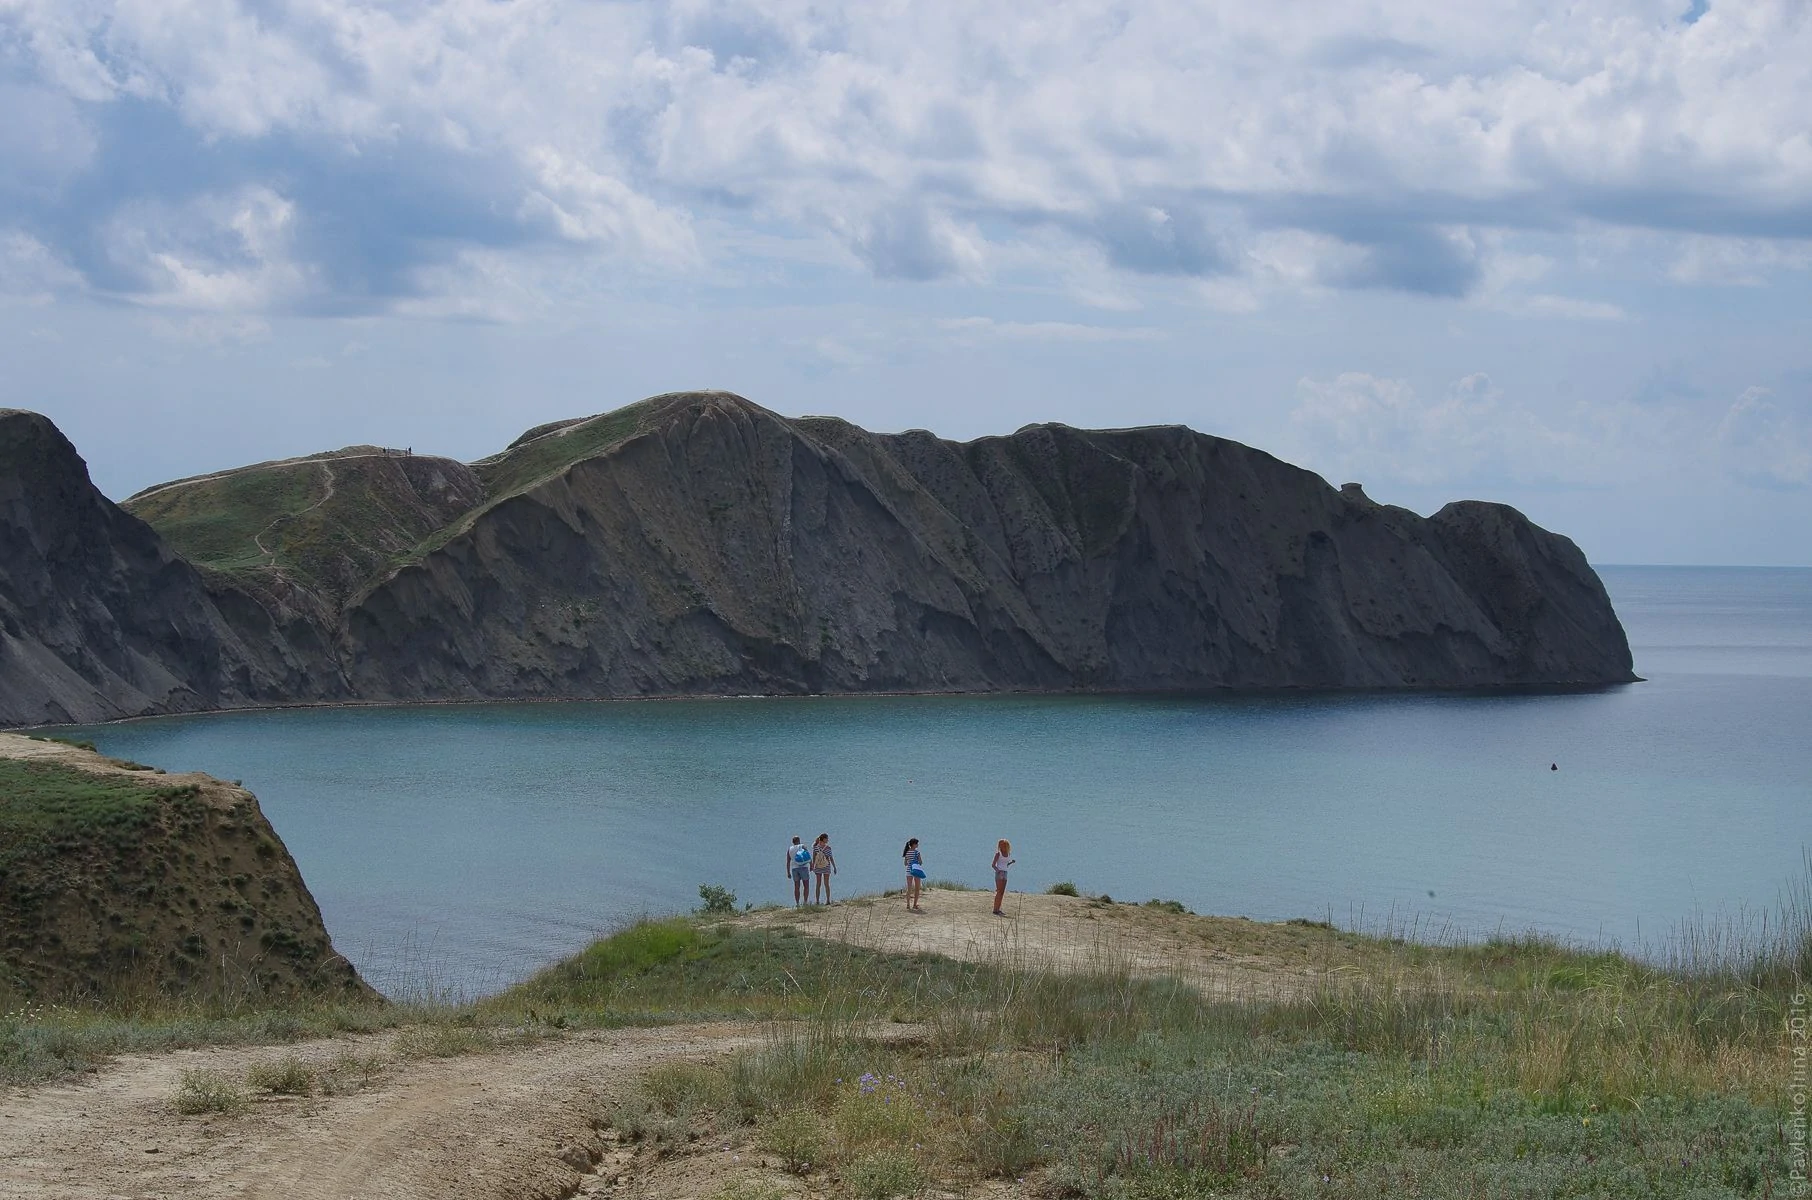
<box><xmin>1047</xmin><ymin>881</ymin><xmax>1080</xmax><ymax>897</ymax></box>
<box><xmin>698</xmin><ymin>883</ymin><xmax>739</xmax><ymax>915</ymax></box>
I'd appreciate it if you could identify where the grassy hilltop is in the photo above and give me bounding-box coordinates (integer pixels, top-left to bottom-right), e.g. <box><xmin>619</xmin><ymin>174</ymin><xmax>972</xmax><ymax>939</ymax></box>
<box><xmin>485</xmin><ymin>892</ymin><xmax>1798</xmax><ymax>1199</ymax></box>
<box><xmin>4</xmin><ymin>876</ymin><xmax>1797</xmax><ymax>1198</ymax></box>
<box><xmin>0</xmin><ymin>735</ymin><xmax>369</xmax><ymax>1008</ymax></box>
<box><xmin>121</xmin><ymin>398</ymin><xmax>667</xmax><ymax>606</ymax></box>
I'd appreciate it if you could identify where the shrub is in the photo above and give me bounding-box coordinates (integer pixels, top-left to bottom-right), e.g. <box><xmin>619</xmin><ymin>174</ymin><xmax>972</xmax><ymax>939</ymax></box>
<box><xmin>395</xmin><ymin>1023</ymin><xmax>493</xmax><ymax>1059</ymax></box>
<box><xmin>970</xmin><ymin>1107</ymin><xmax>1040</xmax><ymax>1179</ymax></box>
<box><xmin>644</xmin><ymin>1060</ymin><xmax>734</xmax><ymax>1116</ymax></box>
<box><xmin>1047</xmin><ymin>881</ymin><xmax>1080</xmax><ymax>897</ymax></box>
<box><xmin>1143</xmin><ymin>899</ymin><xmax>1189</xmax><ymax>916</ymax></box>
<box><xmin>171</xmin><ymin>1068</ymin><xmax>246</xmax><ymax>1115</ymax></box>
<box><xmin>844</xmin><ymin>1149</ymin><xmax>925</xmax><ymax>1199</ymax></box>
<box><xmin>699</xmin><ymin>883</ymin><xmax>739</xmax><ymax>915</ymax></box>
<box><xmin>605</xmin><ymin>1092</ymin><xmax>691</xmax><ymax>1147</ymax></box>
<box><xmin>758</xmin><ymin>1108</ymin><xmax>827</xmax><ymax>1174</ymax></box>
<box><xmin>710</xmin><ymin>1179</ymin><xmax>787</xmax><ymax>1200</ymax></box>
<box><xmin>834</xmin><ymin>1072</ymin><xmax>929</xmax><ymax>1151</ymax></box>
<box><xmin>319</xmin><ymin>1051</ymin><xmax>387</xmax><ymax>1096</ymax></box>
<box><xmin>244</xmin><ymin>1054</ymin><xmax>315</xmax><ymax>1095</ymax></box>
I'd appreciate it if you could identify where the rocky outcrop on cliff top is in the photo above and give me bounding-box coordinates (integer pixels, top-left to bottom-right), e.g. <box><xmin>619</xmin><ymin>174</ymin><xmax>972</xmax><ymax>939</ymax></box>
<box><xmin>0</xmin><ymin>393</ymin><xmax>1634</xmax><ymax>727</ymax></box>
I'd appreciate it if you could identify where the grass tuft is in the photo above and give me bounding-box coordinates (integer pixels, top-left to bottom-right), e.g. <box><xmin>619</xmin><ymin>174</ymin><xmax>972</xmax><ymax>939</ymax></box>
<box><xmin>170</xmin><ymin>1068</ymin><xmax>246</xmax><ymax>1115</ymax></box>
<box><xmin>244</xmin><ymin>1054</ymin><xmax>315</xmax><ymax>1095</ymax></box>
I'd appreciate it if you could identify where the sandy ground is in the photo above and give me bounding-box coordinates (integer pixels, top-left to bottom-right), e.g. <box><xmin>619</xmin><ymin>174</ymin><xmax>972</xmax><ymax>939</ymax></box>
<box><xmin>743</xmin><ymin>886</ymin><xmax>1378</xmax><ymax>1001</ymax></box>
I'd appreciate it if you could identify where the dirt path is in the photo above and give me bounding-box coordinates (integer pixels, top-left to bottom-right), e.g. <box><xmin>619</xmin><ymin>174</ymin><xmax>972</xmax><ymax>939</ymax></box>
<box><xmin>742</xmin><ymin>887</ymin><xmax>1382</xmax><ymax>1001</ymax></box>
<box><xmin>251</xmin><ymin>460</ymin><xmax>337</xmax><ymax>566</ymax></box>
<box><xmin>0</xmin><ymin>1024</ymin><xmax>764</xmax><ymax>1200</ymax></box>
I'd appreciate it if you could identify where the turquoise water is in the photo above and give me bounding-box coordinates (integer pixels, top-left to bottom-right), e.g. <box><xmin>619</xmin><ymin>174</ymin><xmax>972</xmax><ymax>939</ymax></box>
<box><xmin>56</xmin><ymin>566</ymin><xmax>1812</xmax><ymax>997</ymax></box>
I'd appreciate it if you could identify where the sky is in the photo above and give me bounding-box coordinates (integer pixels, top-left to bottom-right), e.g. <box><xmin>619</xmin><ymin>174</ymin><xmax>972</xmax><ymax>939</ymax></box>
<box><xmin>1</xmin><ymin>0</ymin><xmax>1808</xmax><ymax>566</ymax></box>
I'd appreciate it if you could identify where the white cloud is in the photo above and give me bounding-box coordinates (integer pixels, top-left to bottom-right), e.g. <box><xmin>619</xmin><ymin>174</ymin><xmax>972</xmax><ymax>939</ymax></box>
<box><xmin>0</xmin><ymin>0</ymin><xmax>1808</xmax><ymax>316</ymax></box>
<box><xmin>100</xmin><ymin>186</ymin><xmax>312</xmax><ymax>311</ymax></box>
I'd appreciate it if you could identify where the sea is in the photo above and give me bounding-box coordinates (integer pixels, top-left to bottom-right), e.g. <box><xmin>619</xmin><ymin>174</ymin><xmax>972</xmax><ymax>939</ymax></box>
<box><xmin>52</xmin><ymin>566</ymin><xmax>1812</xmax><ymax>998</ymax></box>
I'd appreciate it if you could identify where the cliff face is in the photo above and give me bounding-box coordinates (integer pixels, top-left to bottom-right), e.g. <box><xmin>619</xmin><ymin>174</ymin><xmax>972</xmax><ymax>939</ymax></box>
<box><xmin>0</xmin><ymin>393</ymin><xmax>1635</xmax><ymax>727</ymax></box>
<box><xmin>0</xmin><ymin>733</ymin><xmax>370</xmax><ymax>1002</ymax></box>
<box><xmin>341</xmin><ymin>393</ymin><xmax>1634</xmax><ymax>697</ymax></box>
<box><xmin>0</xmin><ymin>411</ymin><xmax>320</xmax><ymax>726</ymax></box>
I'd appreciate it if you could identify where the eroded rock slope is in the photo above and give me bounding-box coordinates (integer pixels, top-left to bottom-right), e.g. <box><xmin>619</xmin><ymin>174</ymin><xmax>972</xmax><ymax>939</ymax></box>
<box><xmin>0</xmin><ymin>393</ymin><xmax>1634</xmax><ymax>726</ymax></box>
<box><xmin>341</xmin><ymin>394</ymin><xmax>1632</xmax><ymax>697</ymax></box>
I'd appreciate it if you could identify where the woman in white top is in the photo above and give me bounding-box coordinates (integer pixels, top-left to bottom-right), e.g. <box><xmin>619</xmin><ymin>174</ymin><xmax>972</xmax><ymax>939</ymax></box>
<box><xmin>991</xmin><ymin>839</ymin><xmax>1016</xmax><ymax>916</ymax></box>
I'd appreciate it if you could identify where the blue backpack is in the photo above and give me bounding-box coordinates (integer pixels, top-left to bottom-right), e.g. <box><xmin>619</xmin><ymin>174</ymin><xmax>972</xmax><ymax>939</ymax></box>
<box><xmin>792</xmin><ymin>844</ymin><xmax>811</xmax><ymax>866</ymax></box>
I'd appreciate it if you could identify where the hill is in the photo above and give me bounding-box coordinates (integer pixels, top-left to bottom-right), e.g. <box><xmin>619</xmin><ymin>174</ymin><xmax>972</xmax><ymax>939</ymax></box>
<box><xmin>0</xmin><ymin>392</ymin><xmax>1635</xmax><ymax>726</ymax></box>
<box><xmin>0</xmin><ymin>733</ymin><xmax>370</xmax><ymax>1002</ymax></box>
<box><xmin>125</xmin><ymin>446</ymin><xmax>485</xmax><ymax>609</ymax></box>
<box><xmin>339</xmin><ymin>392</ymin><xmax>1635</xmax><ymax>697</ymax></box>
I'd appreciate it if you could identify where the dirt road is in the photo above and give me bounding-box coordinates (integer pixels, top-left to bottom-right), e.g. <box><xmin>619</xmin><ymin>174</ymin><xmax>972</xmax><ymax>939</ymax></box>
<box><xmin>0</xmin><ymin>1024</ymin><xmax>762</xmax><ymax>1200</ymax></box>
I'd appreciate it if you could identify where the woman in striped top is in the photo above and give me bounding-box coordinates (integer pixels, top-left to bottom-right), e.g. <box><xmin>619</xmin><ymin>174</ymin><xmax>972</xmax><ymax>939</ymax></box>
<box><xmin>902</xmin><ymin>838</ymin><xmax>925</xmax><ymax>911</ymax></box>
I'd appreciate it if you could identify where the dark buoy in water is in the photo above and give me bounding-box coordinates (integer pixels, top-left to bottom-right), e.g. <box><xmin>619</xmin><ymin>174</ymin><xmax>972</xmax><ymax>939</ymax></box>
<box><xmin>1550</xmin><ymin>762</ymin><xmax>1558</xmax><ymax>771</ymax></box>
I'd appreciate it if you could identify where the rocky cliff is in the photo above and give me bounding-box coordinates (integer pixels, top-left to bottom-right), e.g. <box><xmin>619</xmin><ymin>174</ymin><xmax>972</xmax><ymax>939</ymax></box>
<box><xmin>0</xmin><ymin>410</ymin><xmax>340</xmax><ymax>727</ymax></box>
<box><xmin>0</xmin><ymin>393</ymin><xmax>1634</xmax><ymax>726</ymax></box>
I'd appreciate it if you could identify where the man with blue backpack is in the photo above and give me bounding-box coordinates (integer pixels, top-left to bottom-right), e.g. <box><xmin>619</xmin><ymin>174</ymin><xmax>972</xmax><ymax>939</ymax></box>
<box><xmin>786</xmin><ymin>835</ymin><xmax>812</xmax><ymax>906</ymax></box>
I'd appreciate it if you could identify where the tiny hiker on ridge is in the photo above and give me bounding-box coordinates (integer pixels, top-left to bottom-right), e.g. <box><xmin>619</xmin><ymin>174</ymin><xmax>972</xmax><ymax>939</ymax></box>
<box><xmin>811</xmin><ymin>832</ymin><xmax>837</xmax><ymax>904</ymax></box>
<box><xmin>991</xmin><ymin>839</ymin><xmax>1016</xmax><ymax>916</ymax></box>
<box><xmin>786</xmin><ymin>835</ymin><xmax>811</xmax><ymax>907</ymax></box>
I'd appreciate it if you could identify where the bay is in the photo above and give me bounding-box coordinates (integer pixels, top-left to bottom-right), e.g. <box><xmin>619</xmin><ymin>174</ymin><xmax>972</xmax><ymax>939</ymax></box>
<box><xmin>55</xmin><ymin>565</ymin><xmax>1812</xmax><ymax>997</ymax></box>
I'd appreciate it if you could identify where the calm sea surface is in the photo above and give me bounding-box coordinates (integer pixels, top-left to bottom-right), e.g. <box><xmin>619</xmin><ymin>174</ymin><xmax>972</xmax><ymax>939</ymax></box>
<box><xmin>55</xmin><ymin>566</ymin><xmax>1812</xmax><ymax>996</ymax></box>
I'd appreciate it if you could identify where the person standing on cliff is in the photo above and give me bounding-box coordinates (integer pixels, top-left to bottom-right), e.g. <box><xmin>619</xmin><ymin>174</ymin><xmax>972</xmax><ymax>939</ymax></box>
<box><xmin>991</xmin><ymin>840</ymin><xmax>1016</xmax><ymax>916</ymax></box>
<box><xmin>786</xmin><ymin>835</ymin><xmax>811</xmax><ymax>907</ymax></box>
<box><xmin>902</xmin><ymin>838</ymin><xmax>925</xmax><ymax>911</ymax></box>
<box><xmin>811</xmin><ymin>833</ymin><xmax>837</xmax><ymax>904</ymax></box>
